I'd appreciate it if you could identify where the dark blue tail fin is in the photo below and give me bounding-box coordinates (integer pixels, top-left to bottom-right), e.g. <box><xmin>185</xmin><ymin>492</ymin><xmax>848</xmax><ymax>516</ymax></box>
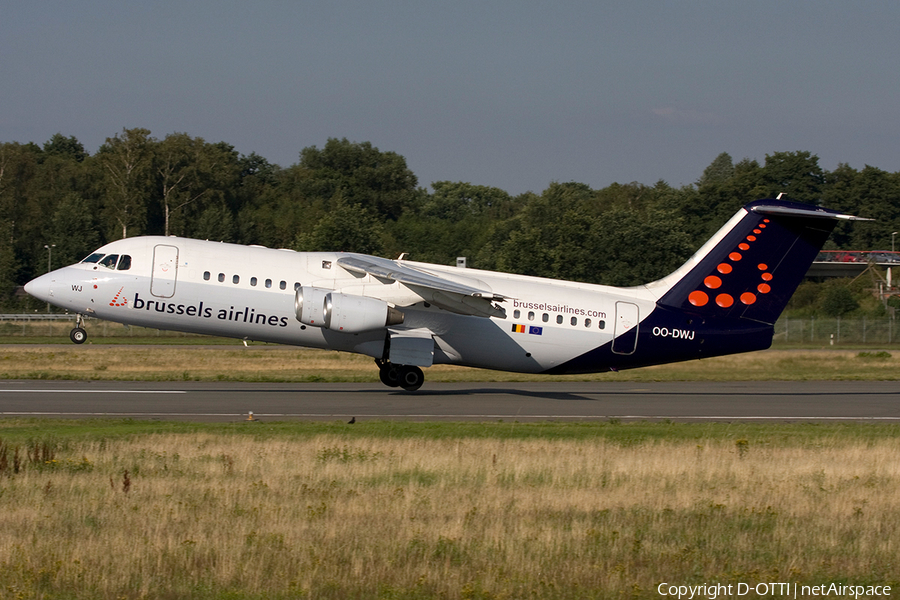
<box><xmin>656</xmin><ymin>199</ymin><xmax>863</xmax><ymax>325</ymax></box>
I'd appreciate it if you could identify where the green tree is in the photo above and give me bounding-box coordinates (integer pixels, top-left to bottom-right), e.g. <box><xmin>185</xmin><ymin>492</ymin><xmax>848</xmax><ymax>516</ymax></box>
<box><xmin>298</xmin><ymin>138</ymin><xmax>418</xmax><ymax>220</ymax></box>
<box><xmin>49</xmin><ymin>193</ymin><xmax>101</xmax><ymax>267</ymax></box>
<box><xmin>152</xmin><ymin>134</ymin><xmax>240</xmax><ymax>237</ymax></box>
<box><xmin>292</xmin><ymin>196</ymin><xmax>385</xmax><ymax>255</ymax></box>
<box><xmin>388</xmin><ymin>181</ymin><xmax>515</xmax><ymax>265</ymax></box>
<box><xmin>697</xmin><ymin>152</ymin><xmax>734</xmax><ymax>187</ymax></box>
<box><xmin>820</xmin><ymin>162</ymin><xmax>860</xmax><ymax>248</ymax></box>
<box><xmin>97</xmin><ymin>128</ymin><xmax>154</xmax><ymax>239</ymax></box>
<box><xmin>0</xmin><ymin>220</ymin><xmax>18</xmax><ymax>308</ymax></box>
<box><xmin>841</xmin><ymin>166</ymin><xmax>900</xmax><ymax>250</ymax></box>
<box><xmin>761</xmin><ymin>151</ymin><xmax>825</xmax><ymax>203</ymax></box>
<box><xmin>591</xmin><ymin>204</ymin><xmax>694</xmax><ymax>287</ymax></box>
<box><xmin>689</xmin><ymin>157</ymin><xmax>766</xmax><ymax>241</ymax></box>
<box><xmin>42</xmin><ymin>133</ymin><xmax>87</xmax><ymax>162</ymax></box>
<box><xmin>193</xmin><ymin>204</ymin><xmax>235</xmax><ymax>242</ymax></box>
<box><xmin>0</xmin><ymin>142</ymin><xmax>43</xmax><ymax>286</ymax></box>
<box><xmin>818</xmin><ymin>280</ymin><xmax>859</xmax><ymax>317</ymax></box>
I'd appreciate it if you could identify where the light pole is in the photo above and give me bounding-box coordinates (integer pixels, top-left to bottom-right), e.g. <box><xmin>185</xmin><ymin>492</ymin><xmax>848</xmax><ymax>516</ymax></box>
<box><xmin>892</xmin><ymin>232</ymin><xmax>898</xmax><ymax>253</ymax></box>
<box><xmin>43</xmin><ymin>244</ymin><xmax>55</xmax><ymax>313</ymax></box>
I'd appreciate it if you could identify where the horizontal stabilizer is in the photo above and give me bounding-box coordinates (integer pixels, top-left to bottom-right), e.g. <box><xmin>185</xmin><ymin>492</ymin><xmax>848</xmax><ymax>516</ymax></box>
<box><xmin>750</xmin><ymin>204</ymin><xmax>871</xmax><ymax>221</ymax></box>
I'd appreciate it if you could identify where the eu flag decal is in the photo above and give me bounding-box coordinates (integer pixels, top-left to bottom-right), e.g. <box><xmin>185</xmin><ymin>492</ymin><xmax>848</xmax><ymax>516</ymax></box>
<box><xmin>528</xmin><ymin>326</ymin><xmax>543</xmax><ymax>335</ymax></box>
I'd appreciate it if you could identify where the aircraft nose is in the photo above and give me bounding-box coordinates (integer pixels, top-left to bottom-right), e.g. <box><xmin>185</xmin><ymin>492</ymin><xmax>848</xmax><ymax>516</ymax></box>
<box><xmin>24</xmin><ymin>272</ymin><xmax>54</xmax><ymax>302</ymax></box>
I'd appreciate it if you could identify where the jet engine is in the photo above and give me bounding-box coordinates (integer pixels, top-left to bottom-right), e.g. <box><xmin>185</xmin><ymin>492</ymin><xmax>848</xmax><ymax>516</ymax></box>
<box><xmin>295</xmin><ymin>286</ymin><xmax>329</xmax><ymax>327</ymax></box>
<box><xmin>295</xmin><ymin>287</ymin><xmax>404</xmax><ymax>333</ymax></box>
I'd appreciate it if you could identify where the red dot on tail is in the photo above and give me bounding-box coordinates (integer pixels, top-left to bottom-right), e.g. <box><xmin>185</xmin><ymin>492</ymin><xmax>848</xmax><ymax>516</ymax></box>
<box><xmin>689</xmin><ymin>290</ymin><xmax>709</xmax><ymax>307</ymax></box>
<box><xmin>704</xmin><ymin>275</ymin><xmax>722</xmax><ymax>289</ymax></box>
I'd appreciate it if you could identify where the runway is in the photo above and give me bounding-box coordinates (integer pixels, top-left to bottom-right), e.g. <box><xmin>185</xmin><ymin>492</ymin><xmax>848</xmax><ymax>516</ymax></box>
<box><xmin>1</xmin><ymin>380</ymin><xmax>898</xmax><ymax>422</ymax></box>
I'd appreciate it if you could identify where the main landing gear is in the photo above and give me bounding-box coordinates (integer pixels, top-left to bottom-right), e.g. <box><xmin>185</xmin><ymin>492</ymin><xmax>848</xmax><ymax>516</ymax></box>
<box><xmin>69</xmin><ymin>314</ymin><xmax>87</xmax><ymax>344</ymax></box>
<box><xmin>376</xmin><ymin>359</ymin><xmax>424</xmax><ymax>392</ymax></box>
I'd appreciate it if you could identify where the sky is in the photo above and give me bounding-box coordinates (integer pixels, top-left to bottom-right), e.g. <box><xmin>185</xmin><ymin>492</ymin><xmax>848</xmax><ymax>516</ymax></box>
<box><xmin>2</xmin><ymin>1</ymin><xmax>899</xmax><ymax>195</ymax></box>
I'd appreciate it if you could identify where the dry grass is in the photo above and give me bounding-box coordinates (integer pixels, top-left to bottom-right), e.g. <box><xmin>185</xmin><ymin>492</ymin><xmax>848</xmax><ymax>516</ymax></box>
<box><xmin>0</xmin><ymin>345</ymin><xmax>898</xmax><ymax>382</ymax></box>
<box><xmin>1</xmin><ymin>431</ymin><xmax>898</xmax><ymax>598</ymax></box>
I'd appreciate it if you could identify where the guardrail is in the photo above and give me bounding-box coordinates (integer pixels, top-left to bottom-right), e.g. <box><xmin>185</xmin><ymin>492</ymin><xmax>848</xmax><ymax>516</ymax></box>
<box><xmin>1</xmin><ymin>314</ymin><xmax>897</xmax><ymax>345</ymax></box>
<box><xmin>0</xmin><ymin>315</ymin><xmax>200</xmax><ymax>338</ymax></box>
<box><xmin>0</xmin><ymin>313</ymin><xmax>78</xmax><ymax>321</ymax></box>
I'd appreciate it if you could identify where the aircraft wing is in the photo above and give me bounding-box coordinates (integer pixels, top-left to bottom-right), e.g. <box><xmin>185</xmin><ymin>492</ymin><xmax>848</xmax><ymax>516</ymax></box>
<box><xmin>337</xmin><ymin>255</ymin><xmax>508</xmax><ymax>318</ymax></box>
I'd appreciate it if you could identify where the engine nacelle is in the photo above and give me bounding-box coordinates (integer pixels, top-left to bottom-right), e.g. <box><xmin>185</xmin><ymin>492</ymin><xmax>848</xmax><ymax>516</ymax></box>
<box><xmin>295</xmin><ymin>287</ymin><xmax>404</xmax><ymax>333</ymax></box>
<box><xmin>295</xmin><ymin>286</ymin><xmax>329</xmax><ymax>327</ymax></box>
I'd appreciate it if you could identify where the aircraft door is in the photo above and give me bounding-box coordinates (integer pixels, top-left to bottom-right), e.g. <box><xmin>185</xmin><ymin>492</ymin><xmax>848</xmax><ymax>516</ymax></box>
<box><xmin>150</xmin><ymin>244</ymin><xmax>179</xmax><ymax>298</ymax></box>
<box><xmin>612</xmin><ymin>301</ymin><xmax>639</xmax><ymax>355</ymax></box>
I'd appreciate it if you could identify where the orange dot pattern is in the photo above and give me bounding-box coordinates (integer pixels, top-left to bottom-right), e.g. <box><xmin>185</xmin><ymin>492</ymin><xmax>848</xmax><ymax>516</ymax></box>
<box><xmin>109</xmin><ymin>286</ymin><xmax>129</xmax><ymax>307</ymax></box>
<box><xmin>688</xmin><ymin>219</ymin><xmax>775</xmax><ymax>311</ymax></box>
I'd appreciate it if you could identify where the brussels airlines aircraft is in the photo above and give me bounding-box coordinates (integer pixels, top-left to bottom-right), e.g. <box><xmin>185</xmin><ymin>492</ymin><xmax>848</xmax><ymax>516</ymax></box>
<box><xmin>25</xmin><ymin>198</ymin><xmax>863</xmax><ymax>391</ymax></box>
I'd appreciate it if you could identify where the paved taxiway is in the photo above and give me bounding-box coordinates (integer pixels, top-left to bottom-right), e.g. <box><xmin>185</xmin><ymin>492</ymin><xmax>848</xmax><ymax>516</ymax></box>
<box><xmin>0</xmin><ymin>380</ymin><xmax>898</xmax><ymax>422</ymax></box>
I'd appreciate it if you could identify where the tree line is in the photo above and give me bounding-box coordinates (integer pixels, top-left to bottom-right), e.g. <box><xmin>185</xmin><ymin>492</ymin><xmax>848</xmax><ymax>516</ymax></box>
<box><xmin>2</xmin><ymin>129</ymin><xmax>899</xmax><ymax>314</ymax></box>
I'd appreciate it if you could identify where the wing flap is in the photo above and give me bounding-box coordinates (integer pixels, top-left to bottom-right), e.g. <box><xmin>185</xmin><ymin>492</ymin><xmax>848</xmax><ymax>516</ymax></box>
<box><xmin>337</xmin><ymin>255</ymin><xmax>508</xmax><ymax>319</ymax></box>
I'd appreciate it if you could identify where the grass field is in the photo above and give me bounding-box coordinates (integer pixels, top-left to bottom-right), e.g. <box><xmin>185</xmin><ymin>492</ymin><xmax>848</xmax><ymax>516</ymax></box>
<box><xmin>0</xmin><ymin>420</ymin><xmax>898</xmax><ymax>599</ymax></box>
<box><xmin>1</xmin><ymin>341</ymin><xmax>897</xmax><ymax>598</ymax></box>
<box><xmin>0</xmin><ymin>344</ymin><xmax>898</xmax><ymax>382</ymax></box>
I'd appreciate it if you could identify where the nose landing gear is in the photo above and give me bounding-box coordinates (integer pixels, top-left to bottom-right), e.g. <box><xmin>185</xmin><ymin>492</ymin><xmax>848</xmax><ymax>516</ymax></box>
<box><xmin>376</xmin><ymin>360</ymin><xmax>425</xmax><ymax>391</ymax></box>
<box><xmin>69</xmin><ymin>314</ymin><xmax>87</xmax><ymax>344</ymax></box>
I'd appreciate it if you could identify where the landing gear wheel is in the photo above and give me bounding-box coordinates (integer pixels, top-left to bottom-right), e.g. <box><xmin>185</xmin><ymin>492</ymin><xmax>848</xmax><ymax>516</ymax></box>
<box><xmin>70</xmin><ymin>327</ymin><xmax>87</xmax><ymax>344</ymax></box>
<box><xmin>379</xmin><ymin>364</ymin><xmax>401</xmax><ymax>387</ymax></box>
<box><xmin>398</xmin><ymin>365</ymin><xmax>424</xmax><ymax>392</ymax></box>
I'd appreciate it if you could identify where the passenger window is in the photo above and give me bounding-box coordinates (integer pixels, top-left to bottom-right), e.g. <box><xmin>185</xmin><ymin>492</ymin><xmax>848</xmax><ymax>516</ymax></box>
<box><xmin>598</xmin><ymin>320</ymin><xmax>606</xmax><ymax>330</ymax></box>
<box><xmin>542</xmin><ymin>313</ymin><xmax>549</xmax><ymax>322</ymax></box>
<box><xmin>218</xmin><ymin>273</ymin><xmax>225</xmax><ymax>283</ymax></box>
<box><xmin>528</xmin><ymin>311</ymin><xmax>535</xmax><ymax>321</ymax></box>
<box><xmin>82</xmin><ymin>253</ymin><xmax>104</xmax><ymax>264</ymax></box>
<box><xmin>570</xmin><ymin>317</ymin><xmax>577</xmax><ymax>326</ymax></box>
<box><xmin>280</xmin><ymin>281</ymin><xmax>287</xmax><ymax>290</ymax></box>
<box><xmin>233</xmin><ymin>275</ymin><xmax>240</xmax><ymax>284</ymax></box>
<box><xmin>116</xmin><ymin>255</ymin><xmax>132</xmax><ymax>270</ymax></box>
<box><xmin>203</xmin><ymin>271</ymin><xmax>210</xmax><ymax>281</ymax></box>
<box><xmin>557</xmin><ymin>315</ymin><xmax>563</xmax><ymax>324</ymax></box>
<box><xmin>294</xmin><ymin>282</ymin><xmax>301</xmax><ymax>291</ymax></box>
<box><xmin>265</xmin><ymin>279</ymin><xmax>272</xmax><ymax>288</ymax></box>
<box><xmin>585</xmin><ymin>318</ymin><xmax>592</xmax><ymax>328</ymax></box>
<box><xmin>250</xmin><ymin>277</ymin><xmax>258</xmax><ymax>286</ymax></box>
<box><xmin>99</xmin><ymin>254</ymin><xmax>119</xmax><ymax>269</ymax></box>
<box><xmin>514</xmin><ymin>309</ymin><xmax>521</xmax><ymax>319</ymax></box>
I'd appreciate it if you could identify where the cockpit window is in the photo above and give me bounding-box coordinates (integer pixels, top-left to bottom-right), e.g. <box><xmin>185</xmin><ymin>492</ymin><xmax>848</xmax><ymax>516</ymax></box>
<box><xmin>82</xmin><ymin>253</ymin><xmax>132</xmax><ymax>270</ymax></box>
<box><xmin>98</xmin><ymin>254</ymin><xmax>119</xmax><ymax>269</ymax></box>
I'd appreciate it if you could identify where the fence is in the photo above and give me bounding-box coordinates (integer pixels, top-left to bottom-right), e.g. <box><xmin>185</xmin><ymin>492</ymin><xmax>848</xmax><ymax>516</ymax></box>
<box><xmin>1</xmin><ymin>314</ymin><xmax>897</xmax><ymax>346</ymax></box>
<box><xmin>775</xmin><ymin>317</ymin><xmax>897</xmax><ymax>346</ymax></box>
<box><xmin>0</xmin><ymin>314</ymin><xmax>202</xmax><ymax>339</ymax></box>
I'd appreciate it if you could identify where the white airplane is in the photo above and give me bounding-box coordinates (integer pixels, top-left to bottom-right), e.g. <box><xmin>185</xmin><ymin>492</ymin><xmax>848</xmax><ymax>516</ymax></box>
<box><xmin>25</xmin><ymin>198</ymin><xmax>862</xmax><ymax>391</ymax></box>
